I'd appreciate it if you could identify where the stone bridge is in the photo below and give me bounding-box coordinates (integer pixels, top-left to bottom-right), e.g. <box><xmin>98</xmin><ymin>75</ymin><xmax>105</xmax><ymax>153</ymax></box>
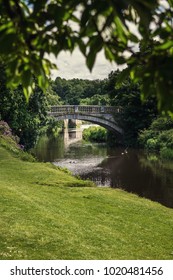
<box><xmin>48</xmin><ymin>105</ymin><xmax>123</xmax><ymax>134</ymax></box>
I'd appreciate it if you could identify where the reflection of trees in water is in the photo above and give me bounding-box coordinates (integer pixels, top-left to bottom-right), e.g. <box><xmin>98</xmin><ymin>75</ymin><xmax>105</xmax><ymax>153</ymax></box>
<box><xmin>65</xmin><ymin>142</ymin><xmax>107</xmax><ymax>159</ymax></box>
<box><xmin>138</xmin><ymin>153</ymin><xmax>173</xmax><ymax>208</ymax></box>
<box><xmin>94</xmin><ymin>150</ymin><xmax>173</xmax><ymax>208</ymax></box>
<box><xmin>32</xmin><ymin>134</ymin><xmax>65</xmax><ymax>161</ymax></box>
<box><xmin>82</xmin><ymin>173</ymin><xmax>110</xmax><ymax>187</ymax></box>
<box><xmin>81</xmin><ymin>166</ymin><xmax>110</xmax><ymax>187</ymax></box>
<box><xmin>98</xmin><ymin>155</ymin><xmax>125</xmax><ymax>188</ymax></box>
<box><xmin>139</xmin><ymin>153</ymin><xmax>173</xmax><ymax>188</ymax></box>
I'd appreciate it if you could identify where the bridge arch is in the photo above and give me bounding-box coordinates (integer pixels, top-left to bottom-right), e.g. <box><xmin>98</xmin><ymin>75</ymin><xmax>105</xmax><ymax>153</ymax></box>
<box><xmin>54</xmin><ymin>114</ymin><xmax>123</xmax><ymax>134</ymax></box>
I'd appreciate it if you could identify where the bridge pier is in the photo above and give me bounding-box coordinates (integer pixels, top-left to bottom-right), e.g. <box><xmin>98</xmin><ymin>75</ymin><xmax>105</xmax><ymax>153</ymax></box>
<box><xmin>64</xmin><ymin>119</ymin><xmax>69</xmax><ymax>129</ymax></box>
<box><xmin>63</xmin><ymin>119</ymin><xmax>82</xmax><ymax>129</ymax></box>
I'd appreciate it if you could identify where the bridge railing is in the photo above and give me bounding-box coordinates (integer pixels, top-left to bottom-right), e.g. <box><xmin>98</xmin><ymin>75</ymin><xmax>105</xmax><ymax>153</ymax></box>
<box><xmin>48</xmin><ymin>105</ymin><xmax>121</xmax><ymax>115</ymax></box>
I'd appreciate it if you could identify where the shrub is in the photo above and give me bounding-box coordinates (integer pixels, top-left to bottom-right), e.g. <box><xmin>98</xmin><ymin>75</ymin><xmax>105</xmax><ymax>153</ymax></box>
<box><xmin>146</xmin><ymin>138</ymin><xmax>159</xmax><ymax>151</ymax></box>
<box><xmin>138</xmin><ymin>117</ymin><xmax>173</xmax><ymax>160</ymax></box>
<box><xmin>157</xmin><ymin>129</ymin><xmax>173</xmax><ymax>149</ymax></box>
<box><xmin>150</xmin><ymin>117</ymin><xmax>173</xmax><ymax>131</ymax></box>
<box><xmin>46</xmin><ymin>119</ymin><xmax>63</xmax><ymax>137</ymax></box>
<box><xmin>138</xmin><ymin>129</ymin><xmax>158</xmax><ymax>147</ymax></box>
<box><xmin>160</xmin><ymin>147</ymin><xmax>173</xmax><ymax>160</ymax></box>
<box><xmin>83</xmin><ymin>126</ymin><xmax>107</xmax><ymax>142</ymax></box>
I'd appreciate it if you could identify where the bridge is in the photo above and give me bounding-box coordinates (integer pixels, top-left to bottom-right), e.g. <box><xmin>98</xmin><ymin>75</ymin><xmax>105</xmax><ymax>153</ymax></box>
<box><xmin>48</xmin><ymin>105</ymin><xmax>123</xmax><ymax>134</ymax></box>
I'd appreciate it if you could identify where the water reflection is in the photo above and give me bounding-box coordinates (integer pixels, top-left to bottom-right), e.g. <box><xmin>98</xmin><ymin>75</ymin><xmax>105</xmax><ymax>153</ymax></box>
<box><xmin>83</xmin><ymin>149</ymin><xmax>173</xmax><ymax>208</ymax></box>
<box><xmin>32</xmin><ymin>130</ymin><xmax>173</xmax><ymax>208</ymax></box>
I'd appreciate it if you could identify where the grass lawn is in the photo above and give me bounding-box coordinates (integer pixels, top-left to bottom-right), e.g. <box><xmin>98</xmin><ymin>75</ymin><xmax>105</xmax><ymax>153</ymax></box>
<box><xmin>0</xmin><ymin>142</ymin><xmax>173</xmax><ymax>260</ymax></box>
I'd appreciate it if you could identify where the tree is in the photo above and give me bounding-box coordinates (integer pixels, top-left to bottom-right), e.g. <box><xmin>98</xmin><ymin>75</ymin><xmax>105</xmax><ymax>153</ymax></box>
<box><xmin>0</xmin><ymin>63</ymin><xmax>49</xmax><ymax>149</ymax></box>
<box><xmin>52</xmin><ymin>77</ymin><xmax>108</xmax><ymax>105</ymax></box>
<box><xmin>138</xmin><ymin>116</ymin><xmax>173</xmax><ymax>159</ymax></box>
<box><xmin>106</xmin><ymin>71</ymin><xmax>158</xmax><ymax>146</ymax></box>
<box><xmin>0</xmin><ymin>0</ymin><xmax>173</xmax><ymax>113</ymax></box>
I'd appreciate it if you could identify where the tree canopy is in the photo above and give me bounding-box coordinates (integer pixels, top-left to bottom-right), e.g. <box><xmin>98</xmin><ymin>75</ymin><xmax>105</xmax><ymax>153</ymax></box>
<box><xmin>0</xmin><ymin>0</ymin><xmax>173</xmax><ymax>112</ymax></box>
<box><xmin>0</xmin><ymin>63</ymin><xmax>50</xmax><ymax>149</ymax></box>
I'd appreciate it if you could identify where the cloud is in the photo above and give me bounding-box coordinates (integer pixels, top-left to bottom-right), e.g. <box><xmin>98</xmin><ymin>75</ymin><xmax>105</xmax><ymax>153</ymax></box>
<box><xmin>50</xmin><ymin>48</ymin><xmax>124</xmax><ymax>80</ymax></box>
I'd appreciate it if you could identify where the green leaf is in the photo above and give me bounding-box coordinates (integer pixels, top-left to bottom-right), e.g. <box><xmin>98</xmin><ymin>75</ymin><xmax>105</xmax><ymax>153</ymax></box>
<box><xmin>78</xmin><ymin>40</ymin><xmax>86</xmax><ymax>55</ymax></box>
<box><xmin>88</xmin><ymin>36</ymin><xmax>103</xmax><ymax>52</ymax></box>
<box><xmin>104</xmin><ymin>46</ymin><xmax>115</xmax><ymax>61</ymax></box>
<box><xmin>0</xmin><ymin>33</ymin><xmax>16</xmax><ymax>54</ymax></box>
<box><xmin>0</xmin><ymin>22</ymin><xmax>13</xmax><ymax>32</ymax></box>
<box><xmin>81</xmin><ymin>8</ymin><xmax>90</xmax><ymax>26</ymax></box>
<box><xmin>22</xmin><ymin>69</ymin><xmax>32</xmax><ymax>88</ymax></box>
<box><xmin>38</xmin><ymin>68</ymin><xmax>49</xmax><ymax>91</ymax></box>
<box><xmin>86</xmin><ymin>51</ymin><xmax>97</xmax><ymax>72</ymax></box>
<box><xmin>128</xmin><ymin>33</ymin><xmax>139</xmax><ymax>43</ymax></box>
<box><xmin>23</xmin><ymin>85</ymin><xmax>33</xmax><ymax>103</ymax></box>
<box><xmin>155</xmin><ymin>41</ymin><xmax>173</xmax><ymax>51</ymax></box>
<box><xmin>168</xmin><ymin>0</ymin><xmax>173</xmax><ymax>6</ymax></box>
<box><xmin>116</xmin><ymin>67</ymin><xmax>132</xmax><ymax>85</ymax></box>
<box><xmin>114</xmin><ymin>16</ymin><xmax>128</xmax><ymax>44</ymax></box>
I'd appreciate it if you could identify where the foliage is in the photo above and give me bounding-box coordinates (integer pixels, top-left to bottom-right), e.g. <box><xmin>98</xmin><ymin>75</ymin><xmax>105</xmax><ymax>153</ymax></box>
<box><xmin>52</xmin><ymin>77</ymin><xmax>107</xmax><ymax>105</ymax></box>
<box><xmin>146</xmin><ymin>138</ymin><xmax>159</xmax><ymax>151</ymax></box>
<box><xmin>138</xmin><ymin>117</ymin><xmax>173</xmax><ymax>158</ymax></box>
<box><xmin>0</xmin><ymin>0</ymin><xmax>173</xmax><ymax>113</ymax></box>
<box><xmin>160</xmin><ymin>147</ymin><xmax>173</xmax><ymax>160</ymax></box>
<box><xmin>150</xmin><ymin>117</ymin><xmax>173</xmax><ymax>131</ymax></box>
<box><xmin>138</xmin><ymin>117</ymin><xmax>173</xmax><ymax>149</ymax></box>
<box><xmin>0</xmin><ymin>63</ymin><xmax>49</xmax><ymax>149</ymax></box>
<box><xmin>139</xmin><ymin>130</ymin><xmax>158</xmax><ymax>150</ymax></box>
<box><xmin>106</xmin><ymin>71</ymin><xmax>157</xmax><ymax>146</ymax></box>
<box><xmin>158</xmin><ymin>129</ymin><xmax>173</xmax><ymax>149</ymax></box>
<box><xmin>45</xmin><ymin>83</ymin><xmax>63</xmax><ymax>106</ymax></box>
<box><xmin>80</xmin><ymin>94</ymin><xmax>110</xmax><ymax>105</ymax></box>
<box><xmin>45</xmin><ymin>118</ymin><xmax>64</xmax><ymax>137</ymax></box>
<box><xmin>83</xmin><ymin>126</ymin><xmax>107</xmax><ymax>143</ymax></box>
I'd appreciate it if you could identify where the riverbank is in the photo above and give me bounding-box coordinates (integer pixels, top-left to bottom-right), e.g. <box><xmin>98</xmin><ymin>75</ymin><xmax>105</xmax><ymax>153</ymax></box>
<box><xmin>0</xmin><ymin>137</ymin><xmax>173</xmax><ymax>259</ymax></box>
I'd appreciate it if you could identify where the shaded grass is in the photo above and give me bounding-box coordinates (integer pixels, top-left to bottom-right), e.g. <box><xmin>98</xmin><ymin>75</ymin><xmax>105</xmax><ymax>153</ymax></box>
<box><xmin>0</xmin><ymin>146</ymin><xmax>173</xmax><ymax>260</ymax></box>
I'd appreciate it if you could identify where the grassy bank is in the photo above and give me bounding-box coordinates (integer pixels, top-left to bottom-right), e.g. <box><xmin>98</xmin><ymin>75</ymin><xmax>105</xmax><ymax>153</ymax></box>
<box><xmin>0</xmin><ymin>137</ymin><xmax>173</xmax><ymax>259</ymax></box>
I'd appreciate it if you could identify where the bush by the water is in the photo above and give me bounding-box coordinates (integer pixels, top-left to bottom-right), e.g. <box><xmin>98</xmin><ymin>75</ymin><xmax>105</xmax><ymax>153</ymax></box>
<box><xmin>83</xmin><ymin>126</ymin><xmax>107</xmax><ymax>142</ymax></box>
<box><xmin>160</xmin><ymin>147</ymin><xmax>173</xmax><ymax>160</ymax></box>
<box><xmin>138</xmin><ymin>117</ymin><xmax>173</xmax><ymax>159</ymax></box>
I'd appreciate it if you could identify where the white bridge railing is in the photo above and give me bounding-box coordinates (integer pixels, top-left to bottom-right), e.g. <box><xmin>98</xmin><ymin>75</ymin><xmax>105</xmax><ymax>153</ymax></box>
<box><xmin>48</xmin><ymin>105</ymin><xmax>121</xmax><ymax>115</ymax></box>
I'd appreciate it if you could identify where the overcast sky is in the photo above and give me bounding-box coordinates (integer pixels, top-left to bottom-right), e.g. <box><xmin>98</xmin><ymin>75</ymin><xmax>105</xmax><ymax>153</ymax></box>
<box><xmin>50</xmin><ymin>48</ymin><xmax>123</xmax><ymax>81</ymax></box>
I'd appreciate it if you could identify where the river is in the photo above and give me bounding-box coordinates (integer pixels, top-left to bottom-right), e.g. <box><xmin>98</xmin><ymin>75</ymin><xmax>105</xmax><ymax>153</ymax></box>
<box><xmin>32</xmin><ymin>128</ymin><xmax>173</xmax><ymax>209</ymax></box>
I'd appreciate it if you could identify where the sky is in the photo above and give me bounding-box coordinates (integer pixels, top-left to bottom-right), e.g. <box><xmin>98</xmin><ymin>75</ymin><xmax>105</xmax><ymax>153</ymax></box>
<box><xmin>50</xmin><ymin>48</ymin><xmax>123</xmax><ymax>81</ymax></box>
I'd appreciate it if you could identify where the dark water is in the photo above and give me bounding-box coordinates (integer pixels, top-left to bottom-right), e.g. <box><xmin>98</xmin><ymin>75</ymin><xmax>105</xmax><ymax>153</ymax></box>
<box><xmin>33</xmin><ymin>130</ymin><xmax>173</xmax><ymax>208</ymax></box>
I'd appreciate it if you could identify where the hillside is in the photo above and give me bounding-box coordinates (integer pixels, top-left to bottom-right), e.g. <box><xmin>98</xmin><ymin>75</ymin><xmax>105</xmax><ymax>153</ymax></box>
<box><xmin>0</xmin><ymin>124</ymin><xmax>173</xmax><ymax>259</ymax></box>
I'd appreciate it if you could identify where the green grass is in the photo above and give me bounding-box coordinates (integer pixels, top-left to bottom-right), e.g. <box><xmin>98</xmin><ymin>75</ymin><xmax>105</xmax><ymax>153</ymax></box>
<box><xmin>0</xmin><ymin>141</ymin><xmax>173</xmax><ymax>259</ymax></box>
